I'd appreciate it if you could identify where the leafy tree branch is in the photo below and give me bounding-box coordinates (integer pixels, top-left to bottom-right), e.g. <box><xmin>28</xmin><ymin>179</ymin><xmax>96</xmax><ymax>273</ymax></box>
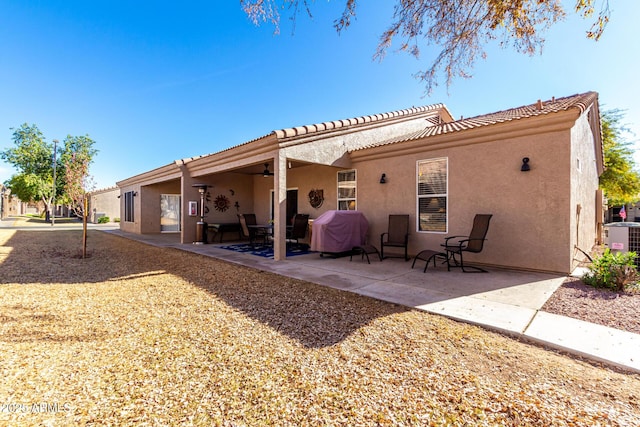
<box><xmin>599</xmin><ymin>109</ymin><xmax>640</xmax><ymax>206</ymax></box>
<box><xmin>241</xmin><ymin>0</ymin><xmax>610</xmax><ymax>93</ymax></box>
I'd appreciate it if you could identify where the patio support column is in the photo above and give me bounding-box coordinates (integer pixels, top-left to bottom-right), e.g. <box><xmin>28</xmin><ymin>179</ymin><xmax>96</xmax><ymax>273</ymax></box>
<box><xmin>273</xmin><ymin>153</ymin><xmax>287</xmax><ymax>261</ymax></box>
<box><xmin>179</xmin><ymin>164</ymin><xmax>199</xmax><ymax>245</ymax></box>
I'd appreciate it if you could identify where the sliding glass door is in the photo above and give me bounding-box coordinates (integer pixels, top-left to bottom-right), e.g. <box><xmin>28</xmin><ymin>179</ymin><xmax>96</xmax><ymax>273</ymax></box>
<box><xmin>160</xmin><ymin>194</ymin><xmax>181</xmax><ymax>232</ymax></box>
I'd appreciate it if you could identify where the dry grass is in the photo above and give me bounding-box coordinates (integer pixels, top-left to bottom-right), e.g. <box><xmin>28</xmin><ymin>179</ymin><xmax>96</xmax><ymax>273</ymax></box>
<box><xmin>1</xmin><ymin>228</ymin><xmax>639</xmax><ymax>426</ymax></box>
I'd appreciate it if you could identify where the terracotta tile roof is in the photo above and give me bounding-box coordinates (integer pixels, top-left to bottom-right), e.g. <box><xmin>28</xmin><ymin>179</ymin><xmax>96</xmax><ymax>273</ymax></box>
<box><xmin>354</xmin><ymin>91</ymin><xmax>599</xmax><ymax>150</ymax></box>
<box><xmin>273</xmin><ymin>104</ymin><xmax>450</xmax><ymax>140</ymax></box>
<box><xmin>180</xmin><ymin>103</ymin><xmax>452</xmax><ymax>162</ymax></box>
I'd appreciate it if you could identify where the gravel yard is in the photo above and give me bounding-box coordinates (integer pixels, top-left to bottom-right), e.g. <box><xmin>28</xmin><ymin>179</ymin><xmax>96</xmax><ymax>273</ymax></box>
<box><xmin>542</xmin><ymin>278</ymin><xmax>640</xmax><ymax>335</ymax></box>
<box><xmin>1</xmin><ymin>228</ymin><xmax>639</xmax><ymax>426</ymax></box>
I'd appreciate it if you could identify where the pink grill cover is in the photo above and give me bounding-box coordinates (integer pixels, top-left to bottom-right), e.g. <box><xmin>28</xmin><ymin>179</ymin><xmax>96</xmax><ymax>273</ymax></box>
<box><xmin>310</xmin><ymin>210</ymin><xmax>369</xmax><ymax>253</ymax></box>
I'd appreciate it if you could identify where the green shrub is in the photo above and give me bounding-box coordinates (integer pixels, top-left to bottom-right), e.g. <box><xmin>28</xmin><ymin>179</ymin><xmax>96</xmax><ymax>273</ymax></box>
<box><xmin>582</xmin><ymin>249</ymin><xmax>638</xmax><ymax>291</ymax></box>
<box><xmin>114</xmin><ymin>218</ymin><xmax>120</xmax><ymax>223</ymax></box>
<box><xmin>97</xmin><ymin>216</ymin><xmax>110</xmax><ymax>224</ymax></box>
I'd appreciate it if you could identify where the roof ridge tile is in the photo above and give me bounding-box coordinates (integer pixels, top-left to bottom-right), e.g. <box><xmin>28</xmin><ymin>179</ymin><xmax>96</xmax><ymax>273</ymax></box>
<box><xmin>272</xmin><ymin>103</ymin><xmax>446</xmax><ymax>141</ymax></box>
<box><xmin>350</xmin><ymin>91</ymin><xmax>598</xmax><ymax>152</ymax></box>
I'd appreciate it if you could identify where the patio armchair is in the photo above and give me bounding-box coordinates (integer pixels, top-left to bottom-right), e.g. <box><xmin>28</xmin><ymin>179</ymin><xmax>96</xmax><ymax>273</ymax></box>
<box><xmin>238</xmin><ymin>213</ymin><xmax>269</xmax><ymax>248</ymax></box>
<box><xmin>442</xmin><ymin>214</ymin><xmax>492</xmax><ymax>272</ymax></box>
<box><xmin>380</xmin><ymin>214</ymin><xmax>410</xmax><ymax>261</ymax></box>
<box><xmin>286</xmin><ymin>214</ymin><xmax>309</xmax><ymax>247</ymax></box>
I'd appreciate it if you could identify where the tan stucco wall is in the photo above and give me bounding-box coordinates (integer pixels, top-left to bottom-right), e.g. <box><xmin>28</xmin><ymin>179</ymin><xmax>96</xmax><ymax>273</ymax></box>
<box><xmin>118</xmin><ymin>184</ymin><xmax>139</xmax><ymax>234</ymax></box>
<box><xmin>89</xmin><ymin>187</ymin><xmax>120</xmax><ymax>223</ymax></box>
<box><xmin>281</xmin><ymin>111</ymin><xmax>444</xmax><ymax>167</ymax></box>
<box><xmin>181</xmin><ymin>173</ymin><xmax>209</xmax><ymax>243</ymax></box>
<box><xmin>140</xmin><ymin>180</ymin><xmax>181</xmax><ymax>234</ymax></box>
<box><xmin>181</xmin><ymin>172</ymin><xmax>254</xmax><ymax>243</ymax></box>
<box><xmin>352</xmin><ymin>128</ymin><xmax>575</xmax><ymax>273</ymax></box>
<box><xmin>117</xmin><ymin>162</ymin><xmax>182</xmax><ymax>235</ymax></box>
<box><xmin>570</xmin><ymin>107</ymin><xmax>601</xmax><ymax>266</ymax></box>
<box><xmin>252</xmin><ymin>174</ymin><xmax>273</xmax><ymax>224</ymax></box>
<box><xmin>118</xmin><ymin>180</ymin><xmax>181</xmax><ymax>234</ymax></box>
<box><xmin>204</xmin><ymin>174</ymin><xmax>254</xmax><ymax>223</ymax></box>
<box><xmin>252</xmin><ymin>164</ymin><xmax>342</xmax><ymax>223</ymax></box>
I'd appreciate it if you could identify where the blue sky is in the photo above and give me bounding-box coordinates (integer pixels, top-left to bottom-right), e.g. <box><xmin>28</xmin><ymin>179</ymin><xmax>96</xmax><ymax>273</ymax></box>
<box><xmin>1</xmin><ymin>1</ymin><xmax>639</xmax><ymax>189</ymax></box>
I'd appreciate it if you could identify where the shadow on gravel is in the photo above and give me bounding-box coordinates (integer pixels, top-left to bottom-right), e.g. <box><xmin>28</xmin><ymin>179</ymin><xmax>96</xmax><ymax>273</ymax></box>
<box><xmin>0</xmin><ymin>229</ymin><xmax>410</xmax><ymax>348</ymax></box>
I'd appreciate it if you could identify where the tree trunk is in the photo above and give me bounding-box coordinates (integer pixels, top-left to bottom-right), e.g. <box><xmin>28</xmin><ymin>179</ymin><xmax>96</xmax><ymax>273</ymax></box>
<box><xmin>82</xmin><ymin>197</ymin><xmax>88</xmax><ymax>259</ymax></box>
<box><xmin>42</xmin><ymin>196</ymin><xmax>52</xmax><ymax>222</ymax></box>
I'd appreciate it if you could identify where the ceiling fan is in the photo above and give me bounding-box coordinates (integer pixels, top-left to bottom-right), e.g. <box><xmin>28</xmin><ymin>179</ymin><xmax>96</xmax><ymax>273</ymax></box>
<box><xmin>261</xmin><ymin>163</ymin><xmax>274</xmax><ymax>177</ymax></box>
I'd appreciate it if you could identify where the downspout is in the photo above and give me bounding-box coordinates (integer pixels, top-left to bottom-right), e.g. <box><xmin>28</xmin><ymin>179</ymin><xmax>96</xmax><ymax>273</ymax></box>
<box><xmin>574</xmin><ymin>203</ymin><xmax>594</xmax><ymax>266</ymax></box>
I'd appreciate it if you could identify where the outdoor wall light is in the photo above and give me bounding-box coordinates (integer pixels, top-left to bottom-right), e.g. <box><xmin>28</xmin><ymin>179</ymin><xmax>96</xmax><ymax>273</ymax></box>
<box><xmin>380</xmin><ymin>173</ymin><xmax>387</xmax><ymax>184</ymax></box>
<box><xmin>521</xmin><ymin>157</ymin><xmax>531</xmax><ymax>172</ymax></box>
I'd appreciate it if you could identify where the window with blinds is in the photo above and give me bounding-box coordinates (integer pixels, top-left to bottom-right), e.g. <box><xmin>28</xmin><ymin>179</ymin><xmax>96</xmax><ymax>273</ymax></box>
<box><xmin>417</xmin><ymin>158</ymin><xmax>447</xmax><ymax>232</ymax></box>
<box><xmin>337</xmin><ymin>170</ymin><xmax>356</xmax><ymax>210</ymax></box>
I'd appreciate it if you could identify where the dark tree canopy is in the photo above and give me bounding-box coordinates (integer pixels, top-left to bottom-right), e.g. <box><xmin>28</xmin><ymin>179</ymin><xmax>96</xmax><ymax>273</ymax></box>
<box><xmin>241</xmin><ymin>0</ymin><xmax>610</xmax><ymax>92</ymax></box>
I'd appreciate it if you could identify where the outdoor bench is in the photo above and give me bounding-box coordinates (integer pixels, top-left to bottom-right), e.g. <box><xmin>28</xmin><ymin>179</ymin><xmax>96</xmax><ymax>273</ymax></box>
<box><xmin>208</xmin><ymin>223</ymin><xmax>242</xmax><ymax>243</ymax></box>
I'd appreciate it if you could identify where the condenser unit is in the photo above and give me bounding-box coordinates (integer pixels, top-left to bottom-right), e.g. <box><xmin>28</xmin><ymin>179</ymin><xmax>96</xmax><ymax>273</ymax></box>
<box><xmin>603</xmin><ymin>222</ymin><xmax>640</xmax><ymax>267</ymax></box>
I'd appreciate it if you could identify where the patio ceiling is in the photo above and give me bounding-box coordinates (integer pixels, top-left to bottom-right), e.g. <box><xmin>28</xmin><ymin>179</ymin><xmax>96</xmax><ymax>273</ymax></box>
<box><xmin>212</xmin><ymin>159</ymin><xmax>316</xmax><ymax>176</ymax></box>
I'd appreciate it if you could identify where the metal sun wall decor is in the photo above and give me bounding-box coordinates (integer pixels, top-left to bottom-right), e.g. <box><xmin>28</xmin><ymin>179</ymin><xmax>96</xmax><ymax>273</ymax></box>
<box><xmin>214</xmin><ymin>194</ymin><xmax>231</xmax><ymax>212</ymax></box>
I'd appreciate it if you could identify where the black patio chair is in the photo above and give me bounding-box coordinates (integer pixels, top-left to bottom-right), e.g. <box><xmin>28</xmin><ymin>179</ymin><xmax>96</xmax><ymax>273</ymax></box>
<box><xmin>286</xmin><ymin>214</ymin><xmax>309</xmax><ymax>248</ymax></box>
<box><xmin>380</xmin><ymin>214</ymin><xmax>410</xmax><ymax>261</ymax></box>
<box><xmin>238</xmin><ymin>213</ymin><xmax>268</xmax><ymax>248</ymax></box>
<box><xmin>442</xmin><ymin>214</ymin><xmax>492</xmax><ymax>272</ymax></box>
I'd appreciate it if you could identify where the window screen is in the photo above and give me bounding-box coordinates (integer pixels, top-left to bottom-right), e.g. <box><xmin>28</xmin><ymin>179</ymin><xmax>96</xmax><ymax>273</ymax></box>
<box><xmin>337</xmin><ymin>170</ymin><xmax>356</xmax><ymax>210</ymax></box>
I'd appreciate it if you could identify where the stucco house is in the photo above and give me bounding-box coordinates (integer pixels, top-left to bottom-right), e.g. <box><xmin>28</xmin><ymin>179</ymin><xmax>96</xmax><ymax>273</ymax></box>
<box><xmin>116</xmin><ymin>91</ymin><xmax>603</xmax><ymax>274</ymax></box>
<box><xmin>0</xmin><ymin>185</ymin><xmax>35</xmax><ymax>218</ymax></box>
<box><xmin>88</xmin><ymin>186</ymin><xmax>120</xmax><ymax>223</ymax></box>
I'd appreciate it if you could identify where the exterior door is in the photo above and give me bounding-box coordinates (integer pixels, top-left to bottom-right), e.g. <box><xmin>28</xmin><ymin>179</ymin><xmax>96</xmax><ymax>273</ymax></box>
<box><xmin>160</xmin><ymin>194</ymin><xmax>181</xmax><ymax>232</ymax></box>
<box><xmin>270</xmin><ymin>189</ymin><xmax>298</xmax><ymax>225</ymax></box>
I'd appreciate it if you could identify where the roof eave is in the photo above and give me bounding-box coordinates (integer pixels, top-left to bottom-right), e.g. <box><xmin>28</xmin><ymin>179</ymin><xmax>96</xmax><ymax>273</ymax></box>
<box><xmin>116</xmin><ymin>162</ymin><xmax>182</xmax><ymax>187</ymax></box>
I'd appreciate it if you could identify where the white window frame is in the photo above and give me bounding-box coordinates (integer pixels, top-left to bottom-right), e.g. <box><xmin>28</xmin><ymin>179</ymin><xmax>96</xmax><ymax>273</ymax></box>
<box><xmin>417</xmin><ymin>158</ymin><xmax>448</xmax><ymax>233</ymax></box>
<box><xmin>337</xmin><ymin>169</ymin><xmax>357</xmax><ymax>210</ymax></box>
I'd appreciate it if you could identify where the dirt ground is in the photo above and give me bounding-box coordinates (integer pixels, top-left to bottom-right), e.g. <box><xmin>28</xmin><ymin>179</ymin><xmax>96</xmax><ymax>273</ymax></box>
<box><xmin>1</xmin><ymin>229</ymin><xmax>639</xmax><ymax>426</ymax></box>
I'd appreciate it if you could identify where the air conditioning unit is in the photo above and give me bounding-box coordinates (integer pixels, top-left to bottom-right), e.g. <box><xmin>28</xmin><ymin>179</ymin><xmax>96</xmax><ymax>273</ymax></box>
<box><xmin>603</xmin><ymin>222</ymin><xmax>640</xmax><ymax>267</ymax></box>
